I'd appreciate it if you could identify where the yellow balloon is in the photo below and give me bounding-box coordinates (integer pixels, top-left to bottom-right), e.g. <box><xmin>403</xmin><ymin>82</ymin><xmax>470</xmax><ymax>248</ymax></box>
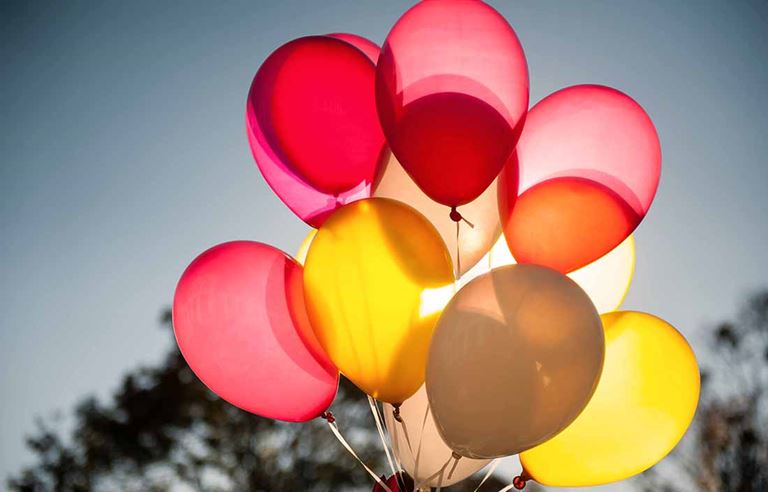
<box><xmin>295</xmin><ymin>228</ymin><xmax>317</xmax><ymax>265</ymax></box>
<box><xmin>520</xmin><ymin>311</ymin><xmax>700</xmax><ymax>487</ymax></box>
<box><xmin>303</xmin><ymin>198</ymin><xmax>454</xmax><ymax>403</ymax></box>
<box><xmin>478</xmin><ymin>235</ymin><xmax>635</xmax><ymax>314</ymax></box>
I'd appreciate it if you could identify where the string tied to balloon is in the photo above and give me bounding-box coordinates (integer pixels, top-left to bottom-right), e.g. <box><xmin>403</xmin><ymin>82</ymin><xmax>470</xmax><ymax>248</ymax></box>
<box><xmin>512</xmin><ymin>469</ymin><xmax>532</xmax><ymax>490</ymax></box>
<box><xmin>392</xmin><ymin>403</ymin><xmax>403</xmax><ymax>423</ymax></box>
<box><xmin>320</xmin><ymin>411</ymin><xmax>335</xmax><ymax>424</ymax></box>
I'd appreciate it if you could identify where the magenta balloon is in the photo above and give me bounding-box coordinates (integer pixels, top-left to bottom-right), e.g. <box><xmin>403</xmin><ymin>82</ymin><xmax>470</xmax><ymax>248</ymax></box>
<box><xmin>246</xmin><ymin>35</ymin><xmax>383</xmax><ymax>228</ymax></box>
<box><xmin>376</xmin><ymin>0</ymin><xmax>528</xmax><ymax>207</ymax></box>
<box><xmin>173</xmin><ymin>241</ymin><xmax>338</xmax><ymax>422</ymax></box>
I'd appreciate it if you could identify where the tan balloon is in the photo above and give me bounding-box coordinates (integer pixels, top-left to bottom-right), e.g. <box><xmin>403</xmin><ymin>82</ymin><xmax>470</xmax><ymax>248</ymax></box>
<box><xmin>373</xmin><ymin>149</ymin><xmax>501</xmax><ymax>275</ymax></box>
<box><xmin>383</xmin><ymin>385</ymin><xmax>490</xmax><ymax>487</ymax></box>
<box><xmin>426</xmin><ymin>265</ymin><xmax>605</xmax><ymax>459</ymax></box>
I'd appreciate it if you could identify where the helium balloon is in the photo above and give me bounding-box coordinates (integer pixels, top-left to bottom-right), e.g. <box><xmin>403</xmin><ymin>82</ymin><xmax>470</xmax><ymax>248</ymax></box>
<box><xmin>426</xmin><ymin>265</ymin><xmax>604</xmax><ymax>459</ymax></box>
<box><xmin>483</xmin><ymin>235</ymin><xmax>636</xmax><ymax>314</ymax></box>
<box><xmin>295</xmin><ymin>228</ymin><xmax>317</xmax><ymax>266</ymax></box>
<box><xmin>521</xmin><ymin>311</ymin><xmax>700</xmax><ymax>487</ymax></box>
<box><xmin>373</xmin><ymin>149</ymin><xmax>503</xmax><ymax>275</ymax></box>
<box><xmin>372</xmin><ymin>472</ymin><xmax>413</xmax><ymax>492</ymax></box>
<box><xmin>376</xmin><ymin>0</ymin><xmax>528</xmax><ymax>207</ymax></box>
<box><xmin>384</xmin><ymin>385</ymin><xmax>490</xmax><ymax>487</ymax></box>
<box><xmin>247</xmin><ymin>34</ymin><xmax>383</xmax><ymax>227</ymax></box>
<box><xmin>173</xmin><ymin>241</ymin><xmax>338</xmax><ymax>422</ymax></box>
<box><xmin>304</xmin><ymin>198</ymin><xmax>454</xmax><ymax>403</ymax></box>
<box><xmin>499</xmin><ymin>85</ymin><xmax>661</xmax><ymax>273</ymax></box>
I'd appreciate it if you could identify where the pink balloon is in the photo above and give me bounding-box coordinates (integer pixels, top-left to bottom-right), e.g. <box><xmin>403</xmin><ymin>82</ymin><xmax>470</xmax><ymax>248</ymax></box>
<box><xmin>499</xmin><ymin>85</ymin><xmax>661</xmax><ymax>273</ymax></box>
<box><xmin>246</xmin><ymin>35</ymin><xmax>383</xmax><ymax>227</ymax></box>
<box><xmin>376</xmin><ymin>0</ymin><xmax>528</xmax><ymax>207</ymax></box>
<box><xmin>173</xmin><ymin>241</ymin><xmax>338</xmax><ymax>422</ymax></box>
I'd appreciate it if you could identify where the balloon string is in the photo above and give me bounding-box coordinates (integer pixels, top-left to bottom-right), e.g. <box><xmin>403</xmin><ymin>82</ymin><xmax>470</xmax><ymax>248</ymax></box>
<box><xmin>322</xmin><ymin>414</ymin><xmax>392</xmax><ymax>492</ymax></box>
<box><xmin>455</xmin><ymin>220</ymin><xmax>462</xmax><ymax>279</ymax></box>
<box><xmin>368</xmin><ymin>396</ymin><xmax>400</xmax><ymax>486</ymax></box>
<box><xmin>447</xmin><ymin>452</ymin><xmax>461</xmax><ymax>480</ymax></box>
<box><xmin>412</xmin><ymin>401</ymin><xmax>431</xmax><ymax>486</ymax></box>
<box><xmin>376</xmin><ymin>402</ymin><xmax>405</xmax><ymax>481</ymax></box>
<box><xmin>473</xmin><ymin>460</ymin><xmax>499</xmax><ymax>492</ymax></box>
<box><xmin>419</xmin><ymin>454</ymin><xmax>452</xmax><ymax>490</ymax></box>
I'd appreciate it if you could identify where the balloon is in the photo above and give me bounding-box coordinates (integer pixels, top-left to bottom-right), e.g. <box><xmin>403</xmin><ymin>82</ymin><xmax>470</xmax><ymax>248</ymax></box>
<box><xmin>295</xmin><ymin>228</ymin><xmax>317</xmax><ymax>266</ymax></box>
<box><xmin>426</xmin><ymin>265</ymin><xmax>604</xmax><ymax>459</ymax></box>
<box><xmin>373</xmin><ymin>149</ymin><xmax>503</xmax><ymax>275</ymax></box>
<box><xmin>246</xmin><ymin>34</ymin><xmax>383</xmax><ymax>227</ymax></box>
<box><xmin>521</xmin><ymin>311</ymin><xmax>700</xmax><ymax>487</ymax></box>
<box><xmin>499</xmin><ymin>85</ymin><xmax>661</xmax><ymax>273</ymax></box>
<box><xmin>304</xmin><ymin>198</ymin><xmax>454</xmax><ymax>403</ymax></box>
<box><xmin>480</xmin><ymin>235</ymin><xmax>636</xmax><ymax>314</ymax></box>
<box><xmin>384</xmin><ymin>385</ymin><xmax>490</xmax><ymax>487</ymax></box>
<box><xmin>373</xmin><ymin>473</ymin><xmax>413</xmax><ymax>492</ymax></box>
<box><xmin>173</xmin><ymin>241</ymin><xmax>338</xmax><ymax>422</ymax></box>
<box><xmin>376</xmin><ymin>0</ymin><xmax>528</xmax><ymax>207</ymax></box>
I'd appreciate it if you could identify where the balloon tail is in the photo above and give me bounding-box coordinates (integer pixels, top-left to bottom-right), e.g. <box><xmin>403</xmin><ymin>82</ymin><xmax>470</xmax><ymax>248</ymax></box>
<box><xmin>510</xmin><ymin>469</ymin><xmax>532</xmax><ymax>490</ymax></box>
<box><xmin>321</xmin><ymin>412</ymin><xmax>393</xmax><ymax>492</ymax></box>
<box><xmin>473</xmin><ymin>460</ymin><xmax>499</xmax><ymax>492</ymax></box>
<box><xmin>368</xmin><ymin>396</ymin><xmax>401</xmax><ymax>488</ymax></box>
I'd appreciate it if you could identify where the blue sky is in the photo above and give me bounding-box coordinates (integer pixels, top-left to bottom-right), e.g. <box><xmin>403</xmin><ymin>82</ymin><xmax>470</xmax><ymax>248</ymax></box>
<box><xmin>2</xmin><ymin>0</ymin><xmax>767</xmax><ymax>489</ymax></box>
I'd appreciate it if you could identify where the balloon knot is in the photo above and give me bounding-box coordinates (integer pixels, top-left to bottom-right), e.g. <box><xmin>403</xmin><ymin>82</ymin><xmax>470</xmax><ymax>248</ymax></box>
<box><xmin>513</xmin><ymin>471</ymin><xmax>531</xmax><ymax>490</ymax></box>
<box><xmin>451</xmin><ymin>451</ymin><xmax>462</xmax><ymax>461</ymax></box>
<box><xmin>449</xmin><ymin>207</ymin><xmax>462</xmax><ymax>222</ymax></box>
<box><xmin>320</xmin><ymin>411</ymin><xmax>335</xmax><ymax>424</ymax></box>
<box><xmin>392</xmin><ymin>404</ymin><xmax>403</xmax><ymax>423</ymax></box>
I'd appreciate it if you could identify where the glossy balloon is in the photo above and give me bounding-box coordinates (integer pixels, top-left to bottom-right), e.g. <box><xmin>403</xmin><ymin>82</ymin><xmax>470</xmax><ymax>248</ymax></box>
<box><xmin>481</xmin><ymin>235</ymin><xmax>636</xmax><ymax>314</ymax></box>
<box><xmin>173</xmin><ymin>241</ymin><xmax>338</xmax><ymax>422</ymax></box>
<box><xmin>247</xmin><ymin>35</ymin><xmax>383</xmax><ymax>227</ymax></box>
<box><xmin>384</xmin><ymin>385</ymin><xmax>490</xmax><ymax>487</ymax></box>
<box><xmin>521</xmin><ymin>312</ymin><xmax>700</xmax><ymax>487</ymax></box>
<box><xmin>372</xmin><ymin>473</ymin><xmax>413</xmax><ymax>492</ymax></box>
<box><xmin>499</xmin><ymin>85</ymin><xmax>661</xmax><ymax>272</ymax></box>
<box><xmin>376</xmin><ymin>0</ymin><xmax>528</xmax><ymax>207</ymax></box>
<box><xmin>304</xmin><ymin>198</ymin><xmax>454</xmax><ymax>403</ymax></box>
<box><xmin>373</xmin><ymin>149</ymin><xmax>503</xmax><ymax>275</ymax></box>
<box><xmin>295</xmin><ymin>228</ymin><xmax>317</xmax><ymax>266</ymax></box>
<box><xmin>427</xmin><ymin>265</ymin><xmax>604</xmax><ymax>459</ymax></box>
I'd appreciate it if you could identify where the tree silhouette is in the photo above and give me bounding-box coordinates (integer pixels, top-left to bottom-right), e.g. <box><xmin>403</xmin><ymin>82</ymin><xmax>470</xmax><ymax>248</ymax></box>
<box><xmin>7</xmin><ymin>309</ymin><xmax>508</xmax><ymax>492</ymax></box>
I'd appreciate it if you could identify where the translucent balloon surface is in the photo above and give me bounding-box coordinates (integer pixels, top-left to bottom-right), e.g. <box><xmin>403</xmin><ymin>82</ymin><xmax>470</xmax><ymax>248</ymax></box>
<box><xmin>173</xmin><ymin>241</ymin><xmax>338</xmax><ymax>422</ymax></box>
<box><xmin>426</xmin><ymin>265</ymin><xmax>604</xmax><ymax>459</ymax></box>
<box><xmin>295</xmin><ymin>228</ymin><xmax>317</xmax><ymax>266</ymax></box>
<box><xmin>521</xmin><ymin>311</ymin><xmax>700</xmax><ymax>487</ymax></box>
<box><xmin>247</xmin><ymin>35</ymin><xmax>383</xmax><ymax>227</ymax></box>
<box><xmin>384</xmin><ymin>385</ymin><xmax>490</xmax><ymax>487</ymax></box>
<box><xmin>304</xmin><ymin>198</ymin><xmax>454</xmax><ymax>403</ymax></box>
<box><xmin>499</xmin><ymin>85</ymin><xmax>660</xmax><ymax>272</ymax></box>
<box><xmin>373</xmin><ymin>149</ymin><xmax>502</xmax><ymax>275</ymax></box>
<box><xmin>376</xmin><ymin>0</ymin><xmax>528</xmax><ymax>206</ymax></box>
<box><xmin>482</xmin><ymin>235</ymin><xmax>636</xmax><ymax>314</ymax></box>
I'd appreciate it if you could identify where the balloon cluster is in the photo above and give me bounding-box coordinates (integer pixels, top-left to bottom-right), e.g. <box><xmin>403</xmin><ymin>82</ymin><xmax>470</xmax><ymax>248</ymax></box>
<box><xmin>173</xmin><ymin>1</ymin><xmax>699</xmax><ymax>490</ymax></box>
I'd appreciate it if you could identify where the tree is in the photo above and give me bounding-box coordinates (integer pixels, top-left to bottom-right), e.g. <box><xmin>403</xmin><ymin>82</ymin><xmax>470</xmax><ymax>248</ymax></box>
<box><xmin>8</xmin><ymin>309</ymin><xmax>508</xmax><ymax>492</ymax></box>
<box><xmin>640</xmin><ymin>291</ymin><xmax>768</xmax><ymax>492</ymax></box>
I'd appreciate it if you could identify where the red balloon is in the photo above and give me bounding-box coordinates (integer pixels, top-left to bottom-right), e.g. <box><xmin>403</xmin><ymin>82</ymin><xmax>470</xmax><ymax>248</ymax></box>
<box><xmin>376</xmin><ymin>0</ymin><xmax>528</xmax><ymax>207</ymax></box>
<box><xmin>499</xmin><ymin>85</ymin><xmax>661</xmax><ymax>273</ymax></box>
<box><xmin>372</xmin><ymin>473</ymin><xmax>414</xmax><ymax>492</ymax></box>
<box><xmin>248</xmin><ymin>35</ymin><xmax>384</xmax><ymax>198</ymax></box>
<box><xmin>173</xmin><ymin>241</ymin><xmax>338</xmax><ymax>422</ymax></box>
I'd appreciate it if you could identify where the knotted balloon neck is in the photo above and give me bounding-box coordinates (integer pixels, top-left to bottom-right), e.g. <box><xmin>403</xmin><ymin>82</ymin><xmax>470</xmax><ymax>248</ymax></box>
<box><xmin>449</xmin><ymin>206</ymin><xmax>475</xmax><ymax>228</ymax></box>
<box><xmin>392</xmin><ymin>403</ymin><xmax>403</xmax><ymax>423</ymax></box>
<box><xmin>513</xmin><ymin>470</ymin><xmax>532</xmax><ymax>490</ymax></box>
<box><xmin>447</xmin><ymin>451</ymin><xmax>462</xmax><ymax>480</ymax></box>
<box><xmin>320</xmin><ymin>411</ymin><xmax>335</xmax><ymax>424</ymax></box>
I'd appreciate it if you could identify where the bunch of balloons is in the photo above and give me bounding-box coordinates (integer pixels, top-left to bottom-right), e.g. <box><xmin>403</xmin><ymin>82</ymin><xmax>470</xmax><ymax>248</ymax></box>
<box><xmin>173</xmin><ymin>1</ymin><xmax>700</xmax><ymax>490</ymax></box>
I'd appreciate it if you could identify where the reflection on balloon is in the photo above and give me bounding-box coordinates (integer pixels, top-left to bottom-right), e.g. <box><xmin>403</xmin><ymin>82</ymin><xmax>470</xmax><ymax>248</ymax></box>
<box><xmin>476</xmin><ymin>235</ymin><xmax>636</xmax><ymax>314</ymax></box>
<box><xmin>295</xmin><ymin>229</ymin><xmax>317</xmax><ymax>266</ymax></box>
<box><xmin>427</xmin><ymin>265</ymin><xmax>604</xmax><ymax>459</ymax></box>
<box><xmin>376</xmin><ymin>0</ymin><xmax>528</xmax><ymax>207</ymax></box>
<box><xmin>304</xmin><ymin>198</ymin><xmax>454</xmax><ymax>404</ymax></box>
<box><xmin>521</xmin><ymin>311</ymin><xmax>700</xmax><ymax>487</ymax></box>
<box><xmin>499</xmin><ymin>85</ymin><xmax>660</xmax><ymax>272</ymax></box>
<box><xmin>247</xmin><ymin>34</ymin><xmax>383</xmax><ymax>227</ymax></box>
<box><xmin>384</xmin><ymin>385</ymin><xmax>490</xmax><ymax>487</ymax></box>
<box><xmin>173</xmin><ymin>241</ymin><xmax>338</xmax><ymax>422</ymax></box>
<box><xmin>373</xmin><ymin>149</ymin><xmax>502</xmax><ymax>275</ymax></box>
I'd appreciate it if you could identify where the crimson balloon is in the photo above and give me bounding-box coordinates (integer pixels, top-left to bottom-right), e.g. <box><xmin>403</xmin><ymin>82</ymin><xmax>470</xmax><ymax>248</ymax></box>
<box><xmin>499</xmin><ymin>85</ymin><xmax>661</xmax><ymax>273</ymax></box>
<box><xmin>376</xmin><ymin>0</ymin><xmax>528</xmax><ymax>208</ymax></box>
<box><xmin>247</xmin><ymin>35</ymin><xmax>384</xmax><ymax>227</ymax></box>
<box><xmin>173</xmin><ymin>241</ymin><xmax>338</xmax><ymax>422</ymax></box>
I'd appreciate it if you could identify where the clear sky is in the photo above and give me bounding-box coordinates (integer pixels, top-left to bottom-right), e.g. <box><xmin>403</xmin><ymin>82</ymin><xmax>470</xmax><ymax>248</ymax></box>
<box><xmin>2</xmin><ymin>0</ymin><xmax>767</xmax><ymax>489</ymax></box>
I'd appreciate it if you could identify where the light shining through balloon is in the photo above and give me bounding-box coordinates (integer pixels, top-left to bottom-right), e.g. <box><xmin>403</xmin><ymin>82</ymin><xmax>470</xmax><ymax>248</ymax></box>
<box><xmin>295</xmin><ymin>228</ymin><xmax>317</xmax><ymax>265</ymax></box>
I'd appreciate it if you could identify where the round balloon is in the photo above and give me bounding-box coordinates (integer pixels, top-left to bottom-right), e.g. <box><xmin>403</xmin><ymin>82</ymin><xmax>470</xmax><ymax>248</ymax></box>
<box><xmin>295</xmin><ymin>228</ymin><xmax>317</xmax><ymax>266</ymax></box>
<box><xmin>376</xmin><ymin>0</ymin><xmax>528</xmax><ymax>207</ymax></box>
<box><xmin>304</xmin><ymin>198</ymin><xmax>455</xmax><ymax>404</ymax></box>
<box><xmin>384</xmin><ymin>385</ymin><xmax>490</xmax><ymax>487</ymax></box>
<box><xmin>521</xmin><ymin>311</ymin><xmax>700</xmax><ymax>487</ymax></box>
<box><xmin>373</xmin><ymin>149</ymin><xmax>503</xmax><ymax>275</ymax></box>
<box><xmin>480</xmin><ymin>235</ymin><xmax>636</xmax><ymax>314</ymax></box>
<box><xmin>499</xmin><ymin>85</ymin><xmax>660</xmax><ymax>273</ymax></box>
<box><xmin>173</xmin><ymin>241</ymin><xmax>338</xmax><ymax>422</ymax></box>
<box><xmin>247</xmin><ymin>34</ymin><xmax>383</xmax><ymax>227</ymax></box>
<box><xmin>426</xmin><ymin>265</ymin><xmax>604</xmax><ymax>459</ymax></box>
